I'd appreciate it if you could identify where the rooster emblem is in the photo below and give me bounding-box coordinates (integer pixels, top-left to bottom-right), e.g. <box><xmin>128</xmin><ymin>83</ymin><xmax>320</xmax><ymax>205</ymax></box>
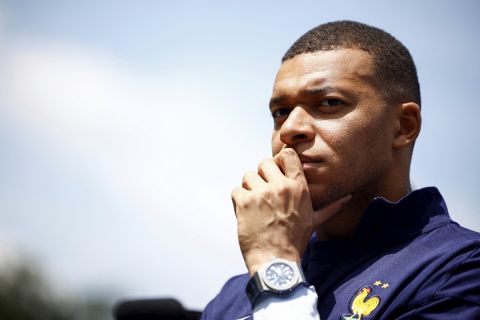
<box><xmin>341</xmin><ymin>286</ymin><xmax>380</xmax><ymax>320</ymax></box>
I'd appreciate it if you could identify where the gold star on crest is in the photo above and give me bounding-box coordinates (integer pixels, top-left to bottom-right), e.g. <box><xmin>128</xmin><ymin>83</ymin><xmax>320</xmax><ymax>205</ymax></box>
<box><xmin>373</xmin><ymin>280</ymin><xmax>382</xmax><ymax>286</ymax></box>
<box><xmin>381</xmin><ymin>283</ymin><xmax>390</xmax><ymax>289</ymax></box>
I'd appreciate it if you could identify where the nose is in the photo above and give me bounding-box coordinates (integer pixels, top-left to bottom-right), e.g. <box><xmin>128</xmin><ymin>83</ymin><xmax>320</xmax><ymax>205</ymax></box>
<box><xmin>279</xmin><ymin>106</ymin><xmax>315</xmax><ymax>146</ymax></box>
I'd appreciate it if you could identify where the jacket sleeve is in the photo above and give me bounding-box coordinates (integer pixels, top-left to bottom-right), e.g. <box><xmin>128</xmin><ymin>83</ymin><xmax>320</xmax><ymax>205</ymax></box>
<box><xmin>200</xmin><ymin>274</ymin><xmax>252</xmax><ymax>320</ymax></box>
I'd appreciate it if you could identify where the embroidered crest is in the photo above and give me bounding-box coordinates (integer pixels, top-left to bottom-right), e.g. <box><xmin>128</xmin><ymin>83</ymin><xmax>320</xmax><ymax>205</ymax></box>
<box><xmin>340</xmin><ymin>281</ymin><xmax>390</xmax><ymax>320</ymax></box>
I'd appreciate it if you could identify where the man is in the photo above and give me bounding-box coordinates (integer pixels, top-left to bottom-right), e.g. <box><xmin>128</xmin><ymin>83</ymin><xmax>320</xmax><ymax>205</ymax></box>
<box><xmin>201</xmin><ymin>21</ymin><xmax>480</xmax><ymax>319</ymax></box>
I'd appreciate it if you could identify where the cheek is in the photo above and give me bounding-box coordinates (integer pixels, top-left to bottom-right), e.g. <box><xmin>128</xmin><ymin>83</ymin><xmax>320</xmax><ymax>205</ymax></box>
<box><xmin>347</xmin><ymin>122</ymin><xmax>393</xmax><ymax>181</ymax></box>
<box><xmin>321</xmin><ymin>117</ymin><xmax>392</xmax><ymax>175</ymax></box>
<box><xmin>271</xmin><ymin>131</ymin><xmax>282</xmax><ymax>156</ymax></box>
<box><xmin>315</xmin><ymin>120</ymin><xmax>358</xmax><ymax>159</ymax></box>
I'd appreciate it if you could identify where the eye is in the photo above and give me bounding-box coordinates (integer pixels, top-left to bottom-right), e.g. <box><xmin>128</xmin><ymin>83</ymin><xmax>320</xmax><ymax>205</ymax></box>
<box><xmin>318</xmin><ymin>99</ymin><xmax>344</xmax><ymax>107</ymax></box>
<box><xmin>315</xmin><ymin>98</ymin><xmax>345</xmax><ymax>114</ymax></box>
<box><xmin>271</xmin><ymin>108</ymin><xmax>290</xmax><ymax>119</ymax></box>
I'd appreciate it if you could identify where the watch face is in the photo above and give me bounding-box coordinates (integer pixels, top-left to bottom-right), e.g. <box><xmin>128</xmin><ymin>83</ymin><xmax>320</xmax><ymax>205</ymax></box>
<box><xmin>263</xmin><ymin>261</ymin><xmax>298</xmax><ymax>291</ymax></box>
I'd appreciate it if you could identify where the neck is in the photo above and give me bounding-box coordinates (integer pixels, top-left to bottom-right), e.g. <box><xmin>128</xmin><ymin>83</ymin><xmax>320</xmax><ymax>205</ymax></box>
<box><xmin>314</xmin><ymin>178</ymin><xmax>412</xmax><ymax>241</ymax></box>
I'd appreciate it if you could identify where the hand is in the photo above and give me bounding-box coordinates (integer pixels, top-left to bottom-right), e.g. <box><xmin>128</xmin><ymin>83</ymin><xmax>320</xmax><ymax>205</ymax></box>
<box><xmin>231</xmin><ymin>148</ymin><xmax>351</xmax><ymax>275</ymax></box>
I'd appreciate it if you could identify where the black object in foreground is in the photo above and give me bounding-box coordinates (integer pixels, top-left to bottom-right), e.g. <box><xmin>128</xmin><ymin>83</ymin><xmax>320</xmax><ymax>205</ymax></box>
<box><xmin>113</xmin><ymin>298</ymin><xmax>201</xmax><ymax>320</ymax></box>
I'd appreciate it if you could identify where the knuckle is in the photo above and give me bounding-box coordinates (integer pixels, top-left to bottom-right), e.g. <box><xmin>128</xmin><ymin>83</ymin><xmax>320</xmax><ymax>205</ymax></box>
<box><xmin>258</xmin><ymin>158</ymin><xmax>271</xmax><ymax>170</ymax></box>
<box><xmin>276</xmin><ymin>181</ymin><xmax>290</xmax><ymax>195</ymax></box>
<box><xmin>241</xmin><ymin>171</ymin><xmax>253</xmax><ymax>184</ymax></box>
<box><xmin>288</xmin><ymin>178</ymin><xmax>302</xmax><ymax>188</ymax></box>
<box><xmin>231</xmin><ymin>188</ymin><xmax>241</xmax><ymax>203</ymax></box>
<box><xmin>300</xmin><ymin>185</ymin><xmax>309</xmax><ymax>195</ymax></box>
<box><xmin>232</xmin><ymin>193</ymin><xmax>251</xmax><ymax>210</ymax></box>
<box><xmin>261</xmin><ymin>187</ymin><xmax>273</xmax><ymax>198</ymax></box>
<box><xmin>283</xmin><ymin>148</ymin><xmax>296</xmax><ymax>157</ymax></box>
<box><xmin>284</xmin><ymin>179</ymin><xmax>307</xmax><ymax>195</ymax></box>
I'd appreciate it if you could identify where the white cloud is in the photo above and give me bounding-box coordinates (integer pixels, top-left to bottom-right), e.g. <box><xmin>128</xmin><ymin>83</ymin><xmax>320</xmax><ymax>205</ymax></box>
<box><xmin>0</xmin><ymin>39</ymin><xmax>269</xmax><ymax>308</ymax></box>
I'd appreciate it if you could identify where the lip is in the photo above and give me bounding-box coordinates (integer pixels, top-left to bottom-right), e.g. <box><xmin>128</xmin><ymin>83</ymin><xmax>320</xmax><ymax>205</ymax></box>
<box><xmin>298</xmin><ymin>155</ymin><xmax>326</xmax><ymax>171</ymax></box>
<box><xmin>297</xmin><ymin>154</ymin><xmax>324</xmax><ymax>164</ymax></box>
<box><xmin>301</xmin><ymin>162</ymin><xmax>325</xmax><ymax>171</ymax></box>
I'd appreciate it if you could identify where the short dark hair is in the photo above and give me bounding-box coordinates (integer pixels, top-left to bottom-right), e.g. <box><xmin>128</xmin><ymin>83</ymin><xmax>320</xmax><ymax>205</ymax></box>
<box><xmin>283</xmin><ymin>20</ymin><xmax>421</xmax><ymax>106</ymax></box>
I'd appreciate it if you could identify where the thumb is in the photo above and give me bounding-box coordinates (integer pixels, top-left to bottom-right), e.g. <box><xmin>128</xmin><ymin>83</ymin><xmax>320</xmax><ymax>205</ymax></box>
<box><xmin>312</xmin><ymin>195</ymin><xmax>352</xmax><ymax>227</ymax></box>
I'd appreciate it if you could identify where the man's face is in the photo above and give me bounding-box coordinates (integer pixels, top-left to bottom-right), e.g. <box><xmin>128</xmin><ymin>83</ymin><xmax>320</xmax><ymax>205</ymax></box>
<box><xmin>270</xmin><ymin>49</ymin><xmax>397</xmax><ymax>209</ymax></box>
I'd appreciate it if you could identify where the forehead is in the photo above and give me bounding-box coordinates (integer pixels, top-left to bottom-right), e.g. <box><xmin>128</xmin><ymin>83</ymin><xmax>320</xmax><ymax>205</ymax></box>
<box><xmin>272</xmin><ymin>49</ymin><xmax>376</xmax><ymax>95</ymax></box>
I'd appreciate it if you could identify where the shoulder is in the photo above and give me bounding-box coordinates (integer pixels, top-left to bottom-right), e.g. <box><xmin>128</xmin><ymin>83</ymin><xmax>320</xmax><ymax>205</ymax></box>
<box><xmin>401</xmin><ymin>229</ymin><xmax>480</xmax><ymax>318</ymax></box>
<box><xmin>428</xmin><ymin>224</ymin><xmax>480</xmax><ymax>301</ymax></box>
<box><xmin>407</xmin><ymin>221</ymin><xmax>480</xmax><ymax>308</ymax></box>
<box><xmin>421</xmin><ymin>217</ymin><xmax>480</xmax><ymax>263</ymax></box>
<box><xmin>201</xmin><ymin>274</ymin><xmax>252</xmax><ymax>320</ymax></box>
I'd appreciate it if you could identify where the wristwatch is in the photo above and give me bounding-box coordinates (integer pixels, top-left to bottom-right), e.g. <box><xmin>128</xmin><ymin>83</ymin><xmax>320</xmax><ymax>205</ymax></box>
<box><xmin>245</xmin><ymin>258</ymin><xmax>308</xmax><ymax>306</ymax></box>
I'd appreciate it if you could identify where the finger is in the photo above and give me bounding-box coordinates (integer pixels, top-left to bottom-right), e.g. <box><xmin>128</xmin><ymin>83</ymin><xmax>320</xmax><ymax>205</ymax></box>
<box><xmin>242</xmin><ymin>171</ymin><xmax>266</xmax><ymax>190</ymax></box>
<box><xmin>231</xmin><ymin>186</ymin><xmax>249</xmax><ymax>217</ymax></box>
<box><xmin>273</xmin><ymin>148</ymin><xmax>306</xmax><ymax>181</ymax></box>
<box><xmin>258</xmin><ymin>158</ymin><xmax>283</xmax><ymax>183</ymax></box>
<box><xmin>312</xmin><ymin>195</ymin><xmax>352</xmax><ymax>226</ymax></box>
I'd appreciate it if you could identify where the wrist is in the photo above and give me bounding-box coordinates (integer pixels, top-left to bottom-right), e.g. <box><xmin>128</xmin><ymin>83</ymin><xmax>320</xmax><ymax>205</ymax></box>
<box><xmin>245</xmin><ymin>251</ymin><xmax>301</xmax><ymax>276</ymax></box>
<box><xmin>246</xmin><ymin>258</ymin><xmax>308</xmax><ymax>306</ymax></box>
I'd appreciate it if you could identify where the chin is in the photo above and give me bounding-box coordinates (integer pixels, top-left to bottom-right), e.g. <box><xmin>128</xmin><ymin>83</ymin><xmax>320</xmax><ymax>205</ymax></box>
<box><xmin>308</xmin><ymin>183</ymin><xmax>344</xmax><ymax>210</ymax></box>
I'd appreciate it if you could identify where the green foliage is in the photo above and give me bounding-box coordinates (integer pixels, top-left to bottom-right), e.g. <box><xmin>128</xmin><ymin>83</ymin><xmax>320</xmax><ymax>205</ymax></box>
<box><xmin>0</xmin><ymin>262</ymin><xmax>112</xmax><ymax>320</ymax></box>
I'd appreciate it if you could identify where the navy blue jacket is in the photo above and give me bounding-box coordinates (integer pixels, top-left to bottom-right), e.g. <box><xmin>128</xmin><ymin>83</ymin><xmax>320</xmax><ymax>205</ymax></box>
<box><xmin>202</xmin><ymin>187</ymin><xmax>480</xmax><ymax>319</ymax></box>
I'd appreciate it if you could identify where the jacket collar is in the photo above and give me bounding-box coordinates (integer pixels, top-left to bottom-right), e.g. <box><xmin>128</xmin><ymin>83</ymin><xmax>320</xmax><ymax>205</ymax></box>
<box><xmin>304</xmin><ymin>187</ymin><xmax>451</xmax><ymax>263</ymax></box>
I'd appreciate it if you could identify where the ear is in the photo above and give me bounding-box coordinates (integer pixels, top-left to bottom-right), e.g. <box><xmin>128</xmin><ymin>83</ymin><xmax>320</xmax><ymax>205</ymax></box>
<box><xmin>392</xmin><ymin>102</ymin><xmax>421</xmax><ymax>149</ymax></box>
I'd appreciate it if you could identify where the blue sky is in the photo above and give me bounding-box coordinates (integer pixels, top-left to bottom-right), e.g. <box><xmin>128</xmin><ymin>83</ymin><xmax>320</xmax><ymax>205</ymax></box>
<box><xmin>0</xmin><ymin>0</ymin><xmax>479</xmax><ymax>310</ymax></box>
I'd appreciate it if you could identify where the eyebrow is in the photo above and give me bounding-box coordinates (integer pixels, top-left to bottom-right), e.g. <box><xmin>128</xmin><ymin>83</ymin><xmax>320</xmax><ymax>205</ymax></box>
<box><xmin>269</xmin><ymin>86</ymin><xmax>338</xmax><ymax>110</ymax></box>
<box><xmin>304</xmin><ymin>86</ymin><xmax>337</xmax><ymax>96</ymax></box>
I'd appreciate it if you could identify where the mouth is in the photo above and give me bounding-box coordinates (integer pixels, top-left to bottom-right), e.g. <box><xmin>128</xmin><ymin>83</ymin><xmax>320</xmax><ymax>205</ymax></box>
<box><xmin>297</xmin><ymin>154</ymin><xmax>325</xmax><ymax>170</ymax></box>
<box><xmin>298</xmin><ymin>154</ymin><xmax>324</xmax><ymax>164</ymax></box>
